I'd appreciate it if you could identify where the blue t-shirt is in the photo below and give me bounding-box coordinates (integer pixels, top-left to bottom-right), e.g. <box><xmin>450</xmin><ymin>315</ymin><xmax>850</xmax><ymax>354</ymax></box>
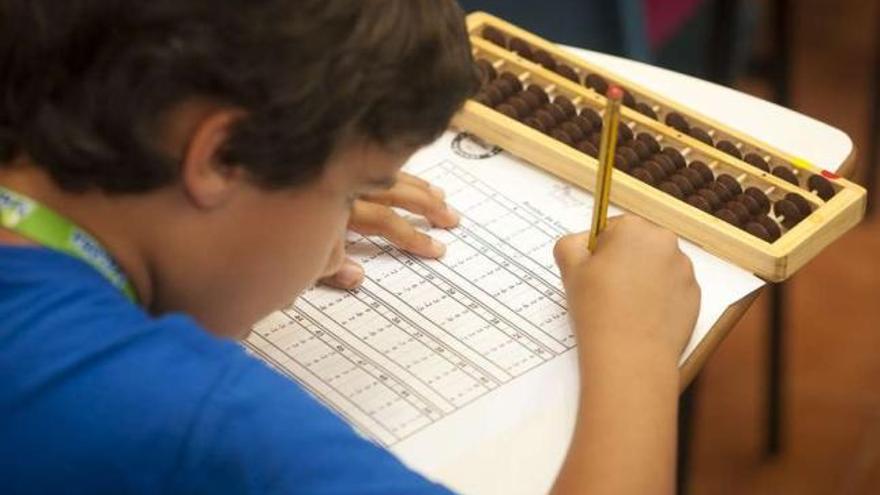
<box><xmin>0</xmin><ymin>246</ymin><xmax>452</xmax><ymax>494</ymax></box>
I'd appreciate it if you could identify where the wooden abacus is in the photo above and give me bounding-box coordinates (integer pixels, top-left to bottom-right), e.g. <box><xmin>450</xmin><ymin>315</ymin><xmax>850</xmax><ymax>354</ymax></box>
<box><xmin>451</xmin><ymin>12</ymin><xmax>867</xmax><ymax>282</ymax></box>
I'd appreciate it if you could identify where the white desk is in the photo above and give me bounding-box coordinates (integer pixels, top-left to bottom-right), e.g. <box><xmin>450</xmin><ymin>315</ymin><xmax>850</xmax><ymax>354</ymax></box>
<box><xmin>425</xmin><ymin>47</ymin><xmax>854</xmax><ymax>495</ymax></box>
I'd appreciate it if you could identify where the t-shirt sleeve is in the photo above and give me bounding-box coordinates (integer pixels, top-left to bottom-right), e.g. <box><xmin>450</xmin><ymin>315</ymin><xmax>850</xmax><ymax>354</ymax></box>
<box><xmin>172</xmin><ymin>355</ymin><xmax>454</xmax><ymax>495</ymax></box>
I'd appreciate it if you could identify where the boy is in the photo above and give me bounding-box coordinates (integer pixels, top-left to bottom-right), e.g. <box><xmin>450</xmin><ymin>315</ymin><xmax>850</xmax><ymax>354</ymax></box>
<box><xmin>0</xmin><ymin>1</ymin><xmax>700</xmax><ymax>494</ymax></box>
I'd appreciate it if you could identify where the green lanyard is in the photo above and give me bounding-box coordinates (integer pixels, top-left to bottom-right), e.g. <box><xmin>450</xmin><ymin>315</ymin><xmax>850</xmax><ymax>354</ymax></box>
<box><xmin>0</xmin><ymin>185</ymin><xmax>138</xmax><ymax>303</ymax></box>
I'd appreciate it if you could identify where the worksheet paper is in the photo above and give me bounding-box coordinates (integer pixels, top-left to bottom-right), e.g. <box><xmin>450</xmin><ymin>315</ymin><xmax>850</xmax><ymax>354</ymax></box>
<box><xmin>245</xmin><ymin>131</ymin><xmax>764</xmax><ymax>495</ymax></box>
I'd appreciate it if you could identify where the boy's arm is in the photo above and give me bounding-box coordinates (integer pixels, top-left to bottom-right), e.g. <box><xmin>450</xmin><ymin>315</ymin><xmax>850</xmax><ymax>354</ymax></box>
<box><xmin>551</xmin><ymin>216</ymin><xmax>701</xmax><ymax>495</ymax></box>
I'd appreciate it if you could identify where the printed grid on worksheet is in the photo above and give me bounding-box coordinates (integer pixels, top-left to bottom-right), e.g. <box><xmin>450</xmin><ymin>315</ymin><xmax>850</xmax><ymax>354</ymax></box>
<box><xmin>246</xmin><ymin>159</ymin><xmax>576</xmax><ymax>447</ymax></box>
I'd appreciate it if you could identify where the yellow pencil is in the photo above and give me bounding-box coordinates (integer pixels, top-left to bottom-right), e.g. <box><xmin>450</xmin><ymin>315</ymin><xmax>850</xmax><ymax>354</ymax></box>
<box><xmin>588</xmin><ymin>86</ymin><xmax>624</xmax><ymax>252</ymax></box>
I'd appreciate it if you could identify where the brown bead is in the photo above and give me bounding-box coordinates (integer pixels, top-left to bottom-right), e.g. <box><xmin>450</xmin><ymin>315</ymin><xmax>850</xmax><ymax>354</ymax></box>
<box><xmin>744</xmin><ymin>152</ymin><xmax>770</xmax><ymax>172</ymax></box>
<box><xmin>484</xmin><ymin>85</ymin><xmax>505</xmax><ymax>106</ymax></box>
<box><xmin>753</xmin><ymin>215</ymin><xmax>782</xmax><ymax>241</ymax></box>
<box><xmin>518</xmin><ymin>90</ymin><xmax>542</xmax><ymax>111</ymax></box>
<box><xmin>533</xmin><ymin>49</ymin><xmax>557</xmax><ymax>71</ymax></box>
<box><xmin>617</xmin><ymin>123</ymin><xmax>634</xmax><ymax>143</ymax></box>
<box><xmin>482</xmin><ymin>26</ymin><xmax>507</xmax><ymax>47</ymax></box>
<box><xmin>697</xmin><ymin>188</ymin><xmax>722</xmax><ymax>210</ymax></box>
<box><xmin>662</xmin><ymin>147</ymin><xmax>687</xmax><ymax>169</ymax></box>
<box><xmin>499</xmin><ymin>72</ymin><xmax>524</xmax><ymax>93</ymax></box>
<box><xmin>544</xmin><ymin>103</ymin><xmax>567</xmax><ymax>124</ymax></box>
<box><xmin>473</xmin><ymin>93</ymin><xmax>492</xmax><ymax>107</ymax></box>
<box><xmin>689</xmin><ymin>126</ymin><xmax>714</xmax><ymax>146</ymax></box>
<box><xmin>614</xmin><ymin>152</ymin><xmax>634</xmax><ymax>173</ymax></box>
<box><xmin>716</xmin><ymin>174</ymin><xmax>743</xmax><ymax>196</ymax></box>
<box><xmin>687</xmin><ymin>194</ymin><xmax>713</xmax><ymax>213</ymax></box>
<box><xmin>659</xmin><ymin>181</ymin><xmax>685</xmax><ymax>199</ymax></box>
<box><xmin>629</xmin><ymin>140</ymin><xmax>652</xmax><ymax>161</ymax></box>
<box><xmin>589</xmin><ymin>132</ymin><xmax>602</xmax><ymax>147</ymax></box>
<box><xmin>533</xmin><ymin>109</ymin><xmax>557</xmax><ymax>129</ymax></box>
<box><xmin>508</xmin><ymin>97</ymin><xmax>532</xmax><ymax>119</ymax></box>
<box><xmin>476</xmin><ymin>59</ymin><xmax>498</xmax><ymax>83</ymax></box>
<box><xmin>523</xmin><ymin>117</ymin><xmax>546</xmax><ymax>133</ymax></box>
<box><xmin>553</xmin><ymin>95</ymin><xmax>577</xmax><ymax>118</ymax></box>
<box><xmin>681</xmin><ymin>168</ymin><xmax>705</xmax><ymax>189</ymax></box>
<box><xmin>744</xmin><ymin>187</ymin><xmax>771</xmax><ymax>214</ymax></box>
<box><xmin>716</xmin><ymin>208</ymin><xmax>741</xmax><ymax>227</ymax></box>
<box><xmin>670</xmin><ymin>174</ymin><xmax>696</xmax><ymax>196</ymax></box>
<box><xmin>643</xmin><ymin>160</ymin><xmax>666</xmax><ymax>181</ymax></box>
<box><xmin>560</xmin><ymin>121</ymin><xmax>585</xmax><ymax>142</ymax></box>
<box><xmin>580</xmin><ymin>108</ymin><xmax>603</xmax><ymax>131</ymax></box>
<box><xmin>556</xmin><ymin>64</ymin><xmax>580</xmax><ymax>83</ymax></box>
<box><xmin>584</xmin><ymin>73</ymin><xmax>609</xmax><ymax>94</ymax></box>
<box><xmin>549</xmin><ymin>129</ymin><xmax>574</xmax><ymax>147</ymax></box>
<box><xmin>724</xmin><ymin>201</ymin><xmax>751</xmax><ymax>224</ymax></box>
<box><xmin>617</xmin><ymin>147</ymin><xmax>640</xmax><ymax>168</ymax></box>
<box><xmin>496</xmin><ymin>103</ymin><xmax>519</xmax><ymax>120</ymax></box>
<box><xmin>688</xmin><ymin>161</ymin><xmax>715</xmax><ymax>183</ymax></box>
<box><xmin>785</xmin><ymin>193</ymin><xmax>813</xmax><ymax>217</ymax></box>
<box><xmin>508</xmin><ymin>37</ymin><xmax>534</xmax><ymax>60</ymax></box>
<box><xmin>622</xmin><ymin>90</ymin><xmax>637</xmax><ymax>109</ymax></box>
<box><xmin>772</xmin><ymin>166</ymin><xmax>799</xmax><ymax>186</ymax></box>
<box><xmin>635</xmin><ymin>102</ymin><xmax>658</xmax><ymax>120</ymax></box>
<box><xmin>637</xmin><ymin>133</ymin><xmax>661</xmax><ymax>154</ymax></box>
<box><xmin>571</xmin><ymin>115</ymin><xmax>594</xmax><ymax>135</ymax></box>
<box><xmin>526</xmin><ymin>85</ymin><xmax>550</xmax><ymax>104</ymax></box>
<box><xmin>736</xmin><ymin>193</ymin><xmax>762</xmax><ymax>216</ymax></box>
<box><xmin>808</xmin><ymin>174</ymin><xmax>837</xmax><ymax>200</ymax></box>
<box><xmin>709</xmin><ymin>181</ymin><xmax>734</xmax><ymax>203</ymax></box>
<box><xmin>774</xmin><ymin>199</ymin><xmax>805</xmax><ymax>228</ymax></box>
<box><xmin>665</xmin><ymin>112</ymin><xmax>691</xmax><ymax>134</ymax></box>
<box><xmin>632</xmin><ymin>167</ymin><xmax>657</xmax><ymax>185</ymax></box>
<box><xmin>745</xmin><ymin>222</ymin><xmax>773</xmax><ymax>242</ymax></box>
<box><xmin>653</xmin><ymin>156</ymin><xmax>677</xmax><ymax>176</ymax></box>
<box><xmin>716</xmin><ymin>140</ymin><xmax>743</xmax><ymax>160</ymax></box>
<box><xmin>576</xmin><ymin>140</ymin><xmax>599</xmax><ymax>158</ymax></box>
<box><xmin>492</xmin><ymin>78</ymin><xmax>517</xmax><ymax>99</ymax></box>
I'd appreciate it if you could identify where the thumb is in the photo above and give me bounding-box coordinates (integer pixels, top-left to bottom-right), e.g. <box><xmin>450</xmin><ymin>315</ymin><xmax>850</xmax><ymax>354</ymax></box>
<box><xmin>319</xmin><ymin>258</ymin><xmax>365</xmax><ymax>290</ymax></box>
<box><xmin>553</xmin><ymin>233</ymin><xmax>591</xmax><ymax>275</ymax></box>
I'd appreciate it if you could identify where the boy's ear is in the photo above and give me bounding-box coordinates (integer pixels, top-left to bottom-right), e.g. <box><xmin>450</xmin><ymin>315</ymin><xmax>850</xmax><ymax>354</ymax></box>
<box><xmin>179</xmin><ymin>108</ymin><xmax>247</xmax><ymax>210</ymax></box>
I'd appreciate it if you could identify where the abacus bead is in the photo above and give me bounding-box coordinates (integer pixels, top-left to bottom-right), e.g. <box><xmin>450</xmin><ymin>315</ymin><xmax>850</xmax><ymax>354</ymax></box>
<box><xmin>745</xmin><ymin>222</ymin><xmax>773</xmax><ymax>242</ymax></box>
<box><xmin>549</xmin><ymin>129</ymin><xmax>574</xmax><ymax>146</ymax></box>
<box><xmin>492</xmin><ymin>78</ymin><xmax>517</xmax><ymax>98</ymax></box>
<box><xmin>589</xmin><ymin>132</ymin><xmax>602</xmax><ymax>147</ymax></box>
<box><xmin>476</xmin><ymin>59</ymin><xmax>497</xmax><ymax>83</ymax></box>
<box><xmin>519</xmin><ymin>91</ymin><xmax>542</xmax><ymax>111</ymax></box>
<box><xmin>744</xmin><ymin>152</ymin><xmax>770</xmax><ymax>172</ymax></box>
<box><xmin>687</xmin><ymin>194</ymin><xmax>713</xmax><ymax>213</ymax></box>
<box><xmin>697</xmin><ymin>188</ymin><xmax>722</xmax><ymax>210</ymax></box>
<box><xmin>636</xmin><ymin>102</ymin><xmax>658</xmax><ymax>120</ymax></box>
<box><xmin>544</xmin><ymin>103</ymin><xmax>567</xmax><ymax>123</ymax></box>
<box><xmin>744</xmin><ymin>187</ymin><xmax>771</xmax><ymax>214</ymax></box>
<box><xmin>508</xmin><ymin>37</ymin><xmax>533</xmax><ymax>60</ymax></box>
<box><xmin>710</xmin><ymin>181</ymin><xmax>734</xmax><ymax>202</ymax></box>
<box><xmin>637</xmin><ymin>133</ymin><xmax>661</xmax><ymax>154</ymax></box>
<box><xmin>576</xmin><ymin>140</ymin><xmax>599</xmax><ymax>158</ymax></box>
<box><xmin>484</xmin><ymin>86</ymin><xmax>505</xmax><ymax>106</ymax></box>
<box><xmin>614</xmin><ymin>152</ymin><xmax>634</xmax><ymax>173</ymax></box>
<box><xmin>774</xmin><ymin>199</ymin><xmax>804</xmax><ymax>227</ymax></box>
<box><xmin>772</xmin><ymin>166</ymin><xmax>799</xmax><ymax>186</ymax></box>
<box><xmin>523</xmin><ymin>117</ymin><xmax>546</xmax><ymax>133</ymax></box>
<box><xmin>689</xmin><ymin>127</ymin><xmax>714</xmax><ymax>146</ymax></box>
<box><xmin>653</xmin><ymin>157</ymin><xmax>677</xmax><ymax>176</ymax></box>
<box><xmin>716</xmin><ymin>174</ymin><xmax>743</xmax><ymax>196</ymax></box>
<box><xmin>808</xmin><ymin>174</ymin><xmax>836</xmax><ymax>200</ymax></box>
<box><xmin>526</xmin><ymin>85</ymin><xmax>550</xmax><ymax>104</ymax></box>
<box><xmin>754</xmin><ymin>215</ymin><xmax>782</xmax><ymax>241</ymax></box>
<box><xmin>689</xmin><ymin>161</ymin><xmax>715</xmax><ymax>183</ymax></box>
<box><xmin>556</xmin><ymin>64</ymin><xmax>580</xmax><ymax>83</ymax></box>
<box><xmin>580</xmin><ymin>108</ymin><xmax>603</xmax><ymax>130</ymax></box>
<box><xmin>670</xmin><ymin>174</ymin><xmax>696</xmax><ymax>196</ymax></box>
<box><xmin>496</xmin><ymin>103</ymin><xmax>519</xmax><ymax>120</ymax></box>
<box><xmin>665</xmin><ymin>112</ymin><xmax>691</xmax><ymax>133</ymax></box>
<box><xmin>643</xmin><ymin>161</ymin><xmax>666</xmax><ymax>181</ymax></box>
<box><xmin>534</xmin><ymin>109</ymin><xmax>557</xmax><ymax>129</ymax></box>
<box><xmin>629</xmin><ymin>140</ymin><xmax>652</xmax><ymax>161</ymax></box>
<box><xmin>716</xmin><ymin>140</ymin><xmax>743</xmax><ymax>160</ymax></box>
<box><xmin>499</xmin><ymin>72</ymin><xmax>523</xmax><ymax>92</ymax></box>
<box><xmin>617</xmin><ymin>147</ymin><xmax>640</xmax><ymax>167</ymax></box>
<box><xmin>572</xmin><ymin>115</ymin><xmax>594</xmax><ymax>135</ymax></box>
<box><xmin>560</xmin><ymin>121</ymin><xmax>584</xmax><ymax>142</ymax></box>
<box><xmin>725</xmin><ymin>201</ymin><xmax>751</xmax><ymax>224</ymax></box>
<box><xmin>785</xmin><ymin>193</ymin><xmax>813</xmax><ymax>217</ymax></box>
<box><xmin>632</xmin><ymin>167</ymin><xmax>657</xmax><ymax>185</ymax></box>
<box><xmin>508</xmin><ymin>97</ymin><xmax>531</xmax><ymax>118</ymax></box>
<box><xmin>617</xmin><ymin>123</ymin><xmax>634</xmax><ymax>143</ymax></box>
<box><xmin>662</xmin><ymin>147</ymin><xmax>687</xmax><ymax>169</ymax></box>
<box><xmin>554</xmin><ymin>95</ymin><xmax>577</xmax><ymax>118</ymax></box>
<box><xmin>681</xmin><ymin>168</ymin><xmax>705</xmax><ymax>188</ymax></box>
<box><xmin>584</xmin><ymin>73</ymin><xmax>609</xmax><ymax>94</ymax></box>
<box><xmin>659</xmin><ymin>181</ymin><xmax>685</xmax><ymax>199</ymax></box>
<box><xmin>716</xmin><ymin>208</ymin><xmax>741</xmax><ymax>226</ymax></box>
<box><xmin>533</xmin><ymin>49</ymin><xmax>557</xmax><ymax>71</ymax></box>
<box><xmin>622</xmin><ymin>90</ymin><xmax>637</xmax><ymax>109</ymax></box>
<box><xmin>473</xmin><ymin>93</ymin><xmax>492</xmax><ymax>107</ymax></box>
<box><xmin>482</xmin><ymin>26</ymin><xmax>507</xmax><ymax>46</ymax></box>
<box><xmin>736</xmin><ymin>193</ymin><xmax>762</xmax><ymax>216</ymax></box>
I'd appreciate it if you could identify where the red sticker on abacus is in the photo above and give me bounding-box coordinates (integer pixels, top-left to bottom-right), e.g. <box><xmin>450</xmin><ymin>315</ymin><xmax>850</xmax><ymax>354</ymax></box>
<box><xmin>821</xmin><ymin>170</ymin><xmax>840</xmax><ymax>180</ymax></box>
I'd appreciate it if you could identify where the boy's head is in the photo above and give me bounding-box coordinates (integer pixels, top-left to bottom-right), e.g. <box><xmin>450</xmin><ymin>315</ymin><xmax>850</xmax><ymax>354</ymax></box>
<box><xmin>0</xmin><ymin>0</ymin><xmax>477</xmax><ymax>336</ymax></box>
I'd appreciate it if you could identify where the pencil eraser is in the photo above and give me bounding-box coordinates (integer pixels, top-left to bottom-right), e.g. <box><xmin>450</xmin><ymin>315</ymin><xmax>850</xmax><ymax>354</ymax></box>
<box><xmin>606</xmin><ymin>85</ymin><xmax>624</xmax><ymax>101</ymax></box>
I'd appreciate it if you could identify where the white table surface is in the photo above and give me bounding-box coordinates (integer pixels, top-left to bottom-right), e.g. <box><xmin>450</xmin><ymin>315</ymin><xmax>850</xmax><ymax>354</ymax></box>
<box><xmin>428</xmin><ymin>47</ymin><xmax>854</xmax><ymax>495</ymax></box>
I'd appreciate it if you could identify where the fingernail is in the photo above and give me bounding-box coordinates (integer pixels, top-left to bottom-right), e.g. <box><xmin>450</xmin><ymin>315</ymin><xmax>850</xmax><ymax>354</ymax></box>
<box><xmin>431</xmin><ymin>239</ymin><xmax>447</xmax><ymax>257</ymax></box>
<box><xmin>336</xmin><ymin>262</ymin><xmax>364</xmax><ymax>288</ymax></box>
<box><xmin>429</xmin><ymin>185</ymin><xmax>446</xmax><ymax>199</ymax></box>
<box><xmin>445</xmin><ymin>206</ymin><xmax>461</xmax><ymax>224</ymax></box>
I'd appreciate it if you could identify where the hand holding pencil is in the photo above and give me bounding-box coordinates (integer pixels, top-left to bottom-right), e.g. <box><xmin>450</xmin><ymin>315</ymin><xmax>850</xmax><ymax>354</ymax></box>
<box><xmin>588</xmin><ymin>86</ymin><xmax>624</xmax><ymax>252</ymax></box>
